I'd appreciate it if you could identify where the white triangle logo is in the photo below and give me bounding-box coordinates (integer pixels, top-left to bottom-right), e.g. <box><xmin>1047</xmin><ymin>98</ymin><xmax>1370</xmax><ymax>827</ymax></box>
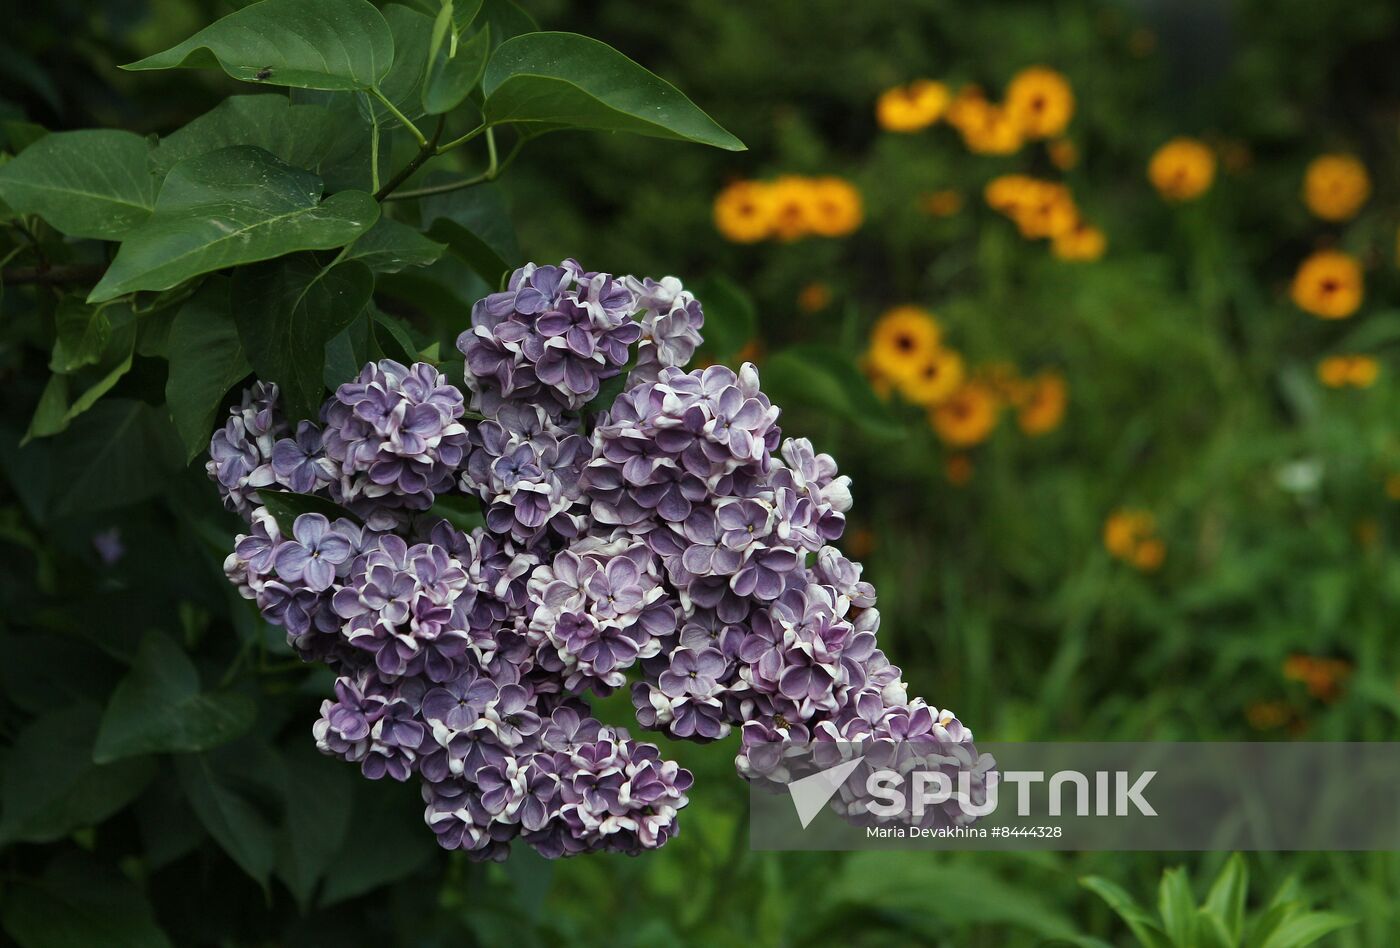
<box><xmin>787</xmin><ymin>755</ymin><xmax>865</xmax><ymax>829</ymax></box>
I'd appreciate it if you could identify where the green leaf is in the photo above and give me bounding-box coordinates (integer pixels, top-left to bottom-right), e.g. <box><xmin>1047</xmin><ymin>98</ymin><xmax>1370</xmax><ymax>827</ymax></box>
<box><xmin>150</xmin><ymin>94</ymin><xmax>366</xmax><ymax>185</ymax></box>
<box><xmin>371</xmin><ymin>311</ymin><xmax>421</xmax><ymax>364</ymax></box>
<box><xmin>423</xmin><ymin>181</ymin><xmax>520</xmax><ymax>284</ymax></box>
<box><xmin>475</xmin><ymin>0</ymin><xmax>540</xmax><ymax>50</ymax></box>
<box><xmin>423</xmin><ymin>22</ymin><xmax>490</xmax><ymax>115</ymax></box>
<box><xmin>1157</xmin><ymin>867</ymin><xmax>1198</xmax><ymax>948</ymax></box>
<box><xmin>1202</xmin><ymin>853</ymin><xmax>1249</xmax><ymax>944</ymax></box>
<box><xmin>828</xmin><ymin>852</ymin><xmax>1079</xmax><ymax>940</ymax></box>
<box><xmin>482</xmin><ymin>32</ymin><xmax>744</xmax><ymax>150</ymax></box>
<box><xmin>760</xmin><ymin>344</ymin><xmax>904</xmax><ymax>440</ymax></box>
<box><xmin>693</xmin><ymin>275</ymin><xmax>756</xmax><ymax>360</ymax></box>
<box><xmin>93</xmin><ymin>629</ymin><xmax>256</xmax><ymax>763</ymax></box>
<box><xmin>232</xmin><ymin>254</ymin><xmax>375</xmax><ymax>420</ymax></box>
<box><xmin>318</xmin><ymin>777</ymin><xmax>434</xmax><ymax>906</ymax></box>
<box><xmin>427</xmin><ymin>493</ymin><xmax>484</xmax><ymax>532</ymax></box>
<box><xmin>1258</xmin><ymin>912</ymin><xmax>1355</xmax><ymax>948</ymax></box>
<box><xmin>45</xmin><ymin>399</ymin><xmax>185</xmax><ymax>519</ymax></box>
<box><xmin>259</xmin><ymin>488</ymin><xmax>359</xmax><ymax>535</ymax></box>
<box><xmin>165</xmin><ymin>278</ymin><xmax>251</xmax><ymax>462</ymax></box>
<box><xmin>325</xmin><ymin>312</ymin><xmax>372</xmax><ymax>389</ymax></box>
<box><xmin>89</xmin><ymin>146</ymin><xmax>379</xmax><ymax>303</ymax></box>
<box><xmin>50</xmin><ymin>299</ymin><xmax>113</xmax><ymax>374</ymax></box>
<box><xmin>365</xmin><ymin>5</ymin><xmax>433</xmax><ymax>128</ymax></box>
<box><xmin>1081</xmin><ymin>876</ymin><xmax>1173</xmax><ymax>948</ymax></box>
<box><xmin>123</xmin><ymin>0</ymin><xmax>396</xmax><ymax>92</ymax></box>
<box><xmin>175</xmin><ymin>751</ymin><xmax>278</xmax><ymax>889</ymax></box>
<box><xmin>451</xmin><ymin>0</ymin><xmax>485</xmax><ymax>33</ymax></box>
<box><xmin>274</xmin><ymin>745</ymin><xmax>354</xmax><ymax>911</ymax></box>
<box><xmin>25</xmin><ymin>306</ymin><xmax>139</xmax><ymax>442</ymax></box>
<box><xmin>341</xmin><ymin>216</ymin><xmax>446</xmax><ymax>272</ymax></box>
<box><xmin>0</xmin><ymin>129</ymin><xmax>156</xmax><ymax>239</ymax></box>
<box><xmin>0</xmin><ymin>704</ymin><xmax>156</xmax><ymax>845</ymax></box>
<box><xmin>0</xmin><ymin>854</ymin><xmax>174</xmax><ymax>948</ymax></box>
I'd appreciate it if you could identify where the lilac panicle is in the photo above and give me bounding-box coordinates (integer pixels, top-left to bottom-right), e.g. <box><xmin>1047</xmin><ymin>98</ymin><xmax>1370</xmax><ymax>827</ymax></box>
<box><xmin>458</xmin><ymin>260</ymin><xmax>642</xmax><ymax>413</ymax></box>
<box><xmin>213</xmin><ymin>260</ymin><xmax>972</xmax><ymax>861</ymax></box>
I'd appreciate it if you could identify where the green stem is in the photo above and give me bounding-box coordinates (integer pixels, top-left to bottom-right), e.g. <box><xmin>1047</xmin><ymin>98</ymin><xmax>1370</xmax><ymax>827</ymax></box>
<box><xmin>370</xmin><ymin>119</ymin><xmax>382</xmax><ymax>194</ymax></box>
<box><xmin>370</xmin><ymin>88</ymin><xmax>427</xmax><ymax>147</ymax></box>
<box><xmin>435</xmin><ymin>123</ymin><xmax>487</xmax><ymax>155</ymax></box>
<box><xmin>374</xmin><ymin>115</ymin><xmax>447</xmax><ymax>202</ymax></box>
<box><xmin>384</xmin><ymin>134</ymin><xmax>522</xmax><ymax>202</ymax></box>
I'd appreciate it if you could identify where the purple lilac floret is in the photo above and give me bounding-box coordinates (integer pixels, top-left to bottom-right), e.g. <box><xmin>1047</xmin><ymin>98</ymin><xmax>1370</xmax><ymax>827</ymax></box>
<box><xmin>210</xmin><ymin>260</ymin><xmax>976</xmax><ymax>861</ymax></box>
<box><xmin>457</xmin><ymin>260</ymin><xmax>643</xmax><ymax>414</ymax></box>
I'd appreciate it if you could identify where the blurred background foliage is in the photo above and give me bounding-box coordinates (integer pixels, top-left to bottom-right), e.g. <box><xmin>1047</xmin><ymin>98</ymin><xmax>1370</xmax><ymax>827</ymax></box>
<box><xmin>2</xmin><ymin>0</ymin><xmax>1400</xmax><ymax>944</ymax></box>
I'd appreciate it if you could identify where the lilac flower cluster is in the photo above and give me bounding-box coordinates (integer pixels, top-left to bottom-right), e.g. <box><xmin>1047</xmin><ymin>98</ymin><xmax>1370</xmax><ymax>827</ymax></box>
<box><xmin>459</xmin><ymin>260</ymin><xmax>642</xmax><ymax>414</ymax></box>
<box><xmin>213</xmin><ymin>260</ymin><xmax>976</xmax><ymax>861</ymax></box>
<box><xmin>207</xmin><ymin>381</ymin><xmax>283</xmax><ymax>516</ymax></box>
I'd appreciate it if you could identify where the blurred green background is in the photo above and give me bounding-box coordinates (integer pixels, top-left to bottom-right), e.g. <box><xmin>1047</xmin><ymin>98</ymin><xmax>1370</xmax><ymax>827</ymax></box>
<box><xmin>3</xmin><ymin>0</ymin><xmax>1400</xmax><ymax>944</ymax></box>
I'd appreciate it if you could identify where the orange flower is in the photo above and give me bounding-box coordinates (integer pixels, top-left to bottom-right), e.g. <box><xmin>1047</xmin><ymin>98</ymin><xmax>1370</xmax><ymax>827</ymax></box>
<box><xmin>1132</xmin><ymin>539</ymin><xmax>1166</xmax><ymax>572</ymax></box>
<box><xmin>984</xmin><ymin>174</ymin><xmax>1036</xmax><ymax>215</ymax></box>
<box><xmin>768</xmin><ymin>176</ymin><xmax>816</xmax><ymax>241</ymax></box>
<box><xmin>1317</xmin><ymin>355</ymin><xmax>1378</xmax><ymax>388</ymax></box>
<box><xmin>1385</xmin><ymin>474</ymin><xmax>1400</xmax><ymax>501</ymax></box>
<box><xmin>956</xmin><ymin>102</ymin><xmax>1024</xmax><ymax>155</ymax></box>
<box><xmin>1004</xmin><ymin>66</ymin><xmax>1075</xmax><ymax>139</ymax></box>
<box><xmin>1047</xmin><ymin>138</ymin><xmax>1078</xmax><ymax>170</ymax></box>
<box><xmin>846</xmin><ymin>526</ymin><xmax>876</xmax><ymax>560</ymax></box>
<box><xmin>1017</xmin><ymin>371</ymin><xmax>1068</xmax><ymax>435</ymax></box>
<box><xmin>868</xmin><ymin>306</ymin><xmax>941</xmax><ymax>382</ymax></box>
<box><xmin>797</xmin><ymin>282</ymin><xmax>833</xmax><ymax>313</ymax></box>
<box><xmin>876</xmin><ymin>80</ymin><xmax>950</xmax><ymax>132</ymax></box>
<box><xmin>1291</xmin><ymin>251</ymin><xmax>1363</xmax><ymax>319</ymax></box>
<box><xmin>806</xmin><ymin>177</ymin><xmax>863</xmax><ymax>237</ymax></box>
<box><xmin>1283</xmin><ymin>654</ymin><xmax>1352</xmax><ymax>703</ymax></box>
<box><xmin>898</xmin><ymin>347</ymin><xmax>966</xmax><ymax>406</ymax></box>
<box><xmin>1052</xmin><ymin>221</ymin><xmax>1106</xmax><ymax>261</ymax></box>
<box><xmin>1303</xmin><ymin>154</ymin><xmax>1370</xmax><ymax>222</ymax></box>
<box><xmin>1103</xmin><ymin>509</ymin><xmax>1155</xmax><ymax>559</ymax></box>
<box><xmin>1013</xmin><ymin>181</ymin><xmax>1078</xmax><ymax>240</ymax></box>
<box><xmin>1148</xmin><ymin>137</ymin><xmax>1215</xmax><ymax>202</ymax></box>
<box><xmin>945</xmin><ymin>454</ymin><xmax>974</xmax><ymax>487</ymax></box>
<box><xmin>920</xmin><ymin>189</ymin><xmax>964</xmax><ymax>217</ymax></box>
<box><xmin>713</xmin><ymin>180</ymin><xmax>773</xmax><ymax>243</ymax></box>
<box><xmin>930</xmin><ymin>382</ymin><xmax>999</xmax><ymax>447</ymax></box>
<box><xmin>1104</xmin><ymin>509</ymin><xmax>1164</xmax><ymax>570</ymax></box>
<box><xmin>1245</xmin><ymin>701</ymin><xmax>1292</xmax><ymax>731</ymax></box>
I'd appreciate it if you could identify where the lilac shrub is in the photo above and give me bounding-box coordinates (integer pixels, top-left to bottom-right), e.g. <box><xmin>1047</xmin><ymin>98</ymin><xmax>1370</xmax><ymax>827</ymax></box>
<box><xmin>214</xmin><ymin>259</ymin><xmax>976</xmax><ymax>859</ymax></box>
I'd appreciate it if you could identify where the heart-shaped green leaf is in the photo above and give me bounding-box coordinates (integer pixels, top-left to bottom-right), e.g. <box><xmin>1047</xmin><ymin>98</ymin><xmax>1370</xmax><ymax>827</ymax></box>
<box><xmin>151</xmin><ymin>95</ymin><xmax>367</xmax><ymax>186</ymax></box>
<box><xmin>89</xmin><ymin>146</ymin><xmax>378</xmax><ymax>303</ymax></box>
<box><xmin>176</xmin><ymin>752</ymin><xmax>277</xmax><ymax>890</ymax></box>
<box><xmin>232</xmin><ymin>254</ymin><xmax>376</xmax><ymax>421</ymax></box>
<box><xmin>94</xmin><ymin>629</ymin><xmax>257</xmax><ymax>763</ymax></box>
<box><xmin>423</xmin><ymin>21</ymin><xmax>490</xmax><ymax>114</ymax></box>
<box><xmin>259</xmin><ymin>489</ymin><xmax>360</xmax><ymax>535</ymax></box>
<box><xmin>25</xmin><ymin>306</ymin><xmax>138</xmax><ymax>442</ymax></box>
<box><xmin>422</xmin><ymin>180</ymin><xmax>520</xmax><ymax>284</ymax></box>
<box><xmin>363</xmin><ymin>5</ymin><xmax>433</xmax><ymax>128</ymax></box>
<box><xmin>341</xmin><ymin>216</ymin><xmax>446</xmax><ymax>272</ymax></box>
<box><xmin>123</xmin><ymin>0</ymin><xmax>395</xmax><ymax>92</ymax></box>
<box><xmin>0</xmin><ymin>129</ymin><xmax>156</xmax><ymax>239</ymax></box>
<box><xmin>482</xmin><ymin>32</ymin><xmax>744</xmax><ymax>150</ymax></box>
<box><xmin>165</xmin><ymin>279</ymin><xmax>251</xmax><ymax>461</ymax></box>
<box><xmin>0</xmin><ymin>705</ymin><xmax>156</xmax><ymax>846</ymax></box>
